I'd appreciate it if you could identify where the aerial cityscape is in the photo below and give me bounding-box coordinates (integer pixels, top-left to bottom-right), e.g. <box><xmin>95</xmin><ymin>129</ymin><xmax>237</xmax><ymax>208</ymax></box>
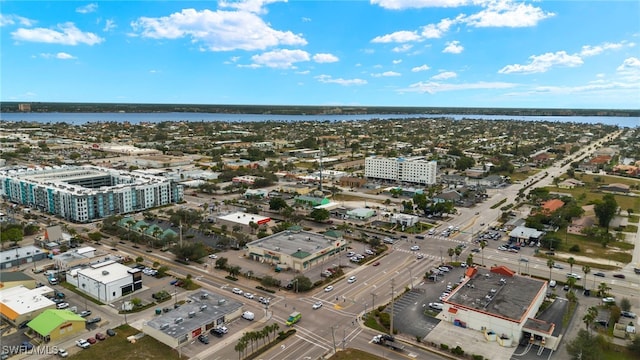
<box><xmin>1</xmin><ymin>1</ymin><xmax>640</xmax><ymax>360</ymax></box>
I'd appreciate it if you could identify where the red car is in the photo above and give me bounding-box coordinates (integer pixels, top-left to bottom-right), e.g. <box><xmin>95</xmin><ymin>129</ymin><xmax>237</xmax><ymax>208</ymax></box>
<box><xmin>86</xmin><ymin>337</ymin><xmax>97</xmax><ymax>344</ymax></box>
<box><xmin>95</xmin><ymin>333</ymin><xmax>106</xmax><ymax>341</ymax></box>
<box><xmin>372</xmin><ymin>261</ymin><xmax>381</xmax><ymax>266</ymax></box>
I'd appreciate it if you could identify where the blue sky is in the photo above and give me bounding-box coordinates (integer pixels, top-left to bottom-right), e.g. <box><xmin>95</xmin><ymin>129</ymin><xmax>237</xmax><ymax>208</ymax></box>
<box><xmin>1</xmin><ymin>0</ymin><xmax>639</xmax><ymax>109</ymax></box>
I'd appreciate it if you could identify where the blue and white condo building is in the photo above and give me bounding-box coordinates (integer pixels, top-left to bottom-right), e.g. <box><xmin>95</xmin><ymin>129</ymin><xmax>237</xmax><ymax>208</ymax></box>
<box><xmin>0</xmin><ymin>165</ymin><xmax>183</xmax><ymax>222</ymax></box>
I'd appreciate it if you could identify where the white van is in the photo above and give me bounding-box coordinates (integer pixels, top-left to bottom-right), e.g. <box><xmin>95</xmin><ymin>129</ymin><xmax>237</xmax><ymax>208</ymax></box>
<box><xmin>429</xmin><ymin>302</ymin><xmax>444</xmax><ymax>310</ymax></box>
<box><xmin>242</xmin><ymin>311</ymin><xmax>255</xmax><ymax>320</ymax></box>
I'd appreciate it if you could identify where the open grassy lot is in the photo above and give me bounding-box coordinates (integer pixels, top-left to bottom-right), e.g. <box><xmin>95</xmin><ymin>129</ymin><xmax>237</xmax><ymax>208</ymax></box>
<box><xmin>550</xmin><ymin>173</ymin><xmax>640</xmax><ymax>211</ymax></box>
<box><xmin>69</xmin><ymin>324</ymin><xmax>185</xmax><ymax>360</ymax></box>
<box><xmin>328</xmin><ymin>348</ymin><xmax>386</xmax><ymax>360</ymax></box>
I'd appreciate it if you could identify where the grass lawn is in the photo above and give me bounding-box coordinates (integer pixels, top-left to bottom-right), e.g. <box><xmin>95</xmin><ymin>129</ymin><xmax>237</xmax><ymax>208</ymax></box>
<box><xmin>541</xmin><ymin>230</ymin><xmax>632</xmax><ymax>268</ymax></box>
<box><xmin>69</xmin><ymin>324</ymin><xmax>185</xmax><ymax>360</ymax></box>
<box><xmin>328</xmin><ymin>348</ymin><xmax>386</xmax><ymax>360</ymax></box>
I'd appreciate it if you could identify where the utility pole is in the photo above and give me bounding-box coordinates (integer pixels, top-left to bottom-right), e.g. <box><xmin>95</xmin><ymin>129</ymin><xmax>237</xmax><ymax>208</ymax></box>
<box><xmin>390</xmin><ymin>279</ymin><xmax>395</xmax><ymax>336</ymax></box>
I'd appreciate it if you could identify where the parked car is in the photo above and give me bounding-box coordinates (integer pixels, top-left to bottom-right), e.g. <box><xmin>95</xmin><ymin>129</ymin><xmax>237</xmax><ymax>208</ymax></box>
<box><xmin>56</xmin><ymin>302</ymin><xmax>70</xmax><ymax>309</ymax></box>
<box><xmin>232</xmin><ymin>288</ymin><xmax>243</xmax><ymax>295</ymax></box>
<box><xmin>210</xmin><ymin>328</ymin><xmax>225</xmax><ymax>337</ymax></box>
<box><xmin>20</xmin><ymin>342</ymin><xmax>33</xmax><ymax>352</ymax></box>
<box><xmin>56</xmin><ymin>348</ymin><xmax>68</xmax><ymax>358</ymax></box>
<box><xmin>208</xmin><ymin>254</ymin><xmax>218</xmax><ymax>259</ymax></box>
<box><xmin>621</xmin><ymin>311</ymin><xmax>637</xmax><ymax>319</ymax></box>
<box><xmin>243</xmin><ymin>292</ymin><xmax>254</xmax><ymax>299</ymax></box>
<box><xmin>79</xmin><ymin>310</ymin><xmax>92</xmax><ymax>318</ymax></box>
<box><xmin>76</xmin><ymin>339</ymin><xmax>90</xmax><ymax>349</ymax></box>
<box><xmin>106</xmin><ymin>329</ymin><xmax>116</xmax><ymax>337</ymax></box>
<box><xmin>198</xmin><ymin>334</ymin><xmax>210</xmax><ymax>344</ymax></box>
<box><xmin>86</xmin><ymin>337</ymin><xmax>97</xmax><ymax>345</ymax></box>
<box><xmin>95</xmin><ymin>333</ymin><xmax>106</xmax><ymax>341</ymax></box>
<box><xmin>86</xmin><ymin>317</ymin><xmax>102</xmax><ymax>325</ymax></box>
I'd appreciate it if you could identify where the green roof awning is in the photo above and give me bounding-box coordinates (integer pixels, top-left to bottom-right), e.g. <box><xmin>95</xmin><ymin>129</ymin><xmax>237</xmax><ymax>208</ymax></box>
<box><xmin>28</xmin><ymin>310</ymin><xmax>85</xmax><ymax>336</ymax></box>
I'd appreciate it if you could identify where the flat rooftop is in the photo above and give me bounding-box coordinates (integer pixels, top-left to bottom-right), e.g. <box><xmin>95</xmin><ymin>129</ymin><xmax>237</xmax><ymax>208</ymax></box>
<box><xmin>248</xmin><ymin>230</ymin><xmax>338</xmax><ymax>258</ymax></box>
<box><xmin>217</xmin><ymin>211</ymin><xmax>270</xmax><ymax>226</ymax></box>
<box><xmin>78</xmin><ymin>261</ymin><xmax>136</xmax><ymax>284</ymax></box>
<box><xmin>447</xmin><ymin>268</ymin><xmax>545</xmax><ymax>322</ymax></box>
<box><xmin>145</xmin><ymin>290</ymin><xmax>243</xmax><ymax>339</ymax></box>
<box><xmin>0</xmin><ymin>285</ymin><xmax>55</xmax><ymax>316</ymax></box>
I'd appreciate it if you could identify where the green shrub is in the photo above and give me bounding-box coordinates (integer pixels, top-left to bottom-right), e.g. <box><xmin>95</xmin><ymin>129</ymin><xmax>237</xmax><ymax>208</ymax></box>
<box><xmin>451</xmin><ymin>345</ymin><xmax>464</xmax><ymax>355</ymax></box>
<box><xmin>569</xmin><ymin>244</ymin><xmax>580</xmax><ymax>252</ymax></box>
<box><xmin>472</xmin><ymin>355</ymin><xmax>484</xmax><ymax>360</ymax></box>
<box><xmin>440</xmin><ymin>343</ymin><xmax>449</xmax><ymax>350</ymax></box>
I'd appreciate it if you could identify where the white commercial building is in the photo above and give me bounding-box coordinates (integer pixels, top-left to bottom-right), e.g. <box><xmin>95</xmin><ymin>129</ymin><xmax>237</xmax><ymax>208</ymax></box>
<box><xmin>67</xmin><ymin>261</ymin><xmax>142</xmax><ymax>303</ymax></box>
<box><xmin>0</xmin><ymin>165</ymin><xmax>183</xmax><ymax>223</ymax></box>
<box><xmin>0</xmin><ymin>285</ymin><xmax>56</xmax><ymax>326</ymax></box>
<box><xmin>439</xmin><ymin>266</ymin><xmax>556</xmax><ymax>349</ymax></box>
<box><xmin>365</xmin><ymin>156</ymin><xmax>437</xmax><ymax>185</ymax></box>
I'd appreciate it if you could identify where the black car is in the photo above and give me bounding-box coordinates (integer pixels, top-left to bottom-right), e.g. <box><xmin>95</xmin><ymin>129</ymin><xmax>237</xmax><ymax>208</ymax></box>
<box><xmin>210</xmin><ymin>328</ymin><xmax>224</xmax><ymax>337</ymax></box>
<box><xmin>106</xmin><ymin>329</ymin><xmax>116</xmax><ymax>337</ymax></box>
<box><xmin>613</xmin><ymin>274</ymin><xmax>626</xmax><ymax>279</ymax></box>
<box><xmin>86</xmin><ymin>317</ymin><xmax>102</xmax><ymax>325</ymax></box>
<box><xmin>594</xmin><ymin>272</ymin><xmax>606</xmax><ymax>277</ymax></box>
<box><xmin>198</xmin><ymin>334</ymin><xmax>209</xmax><ymax>344</ymax></box>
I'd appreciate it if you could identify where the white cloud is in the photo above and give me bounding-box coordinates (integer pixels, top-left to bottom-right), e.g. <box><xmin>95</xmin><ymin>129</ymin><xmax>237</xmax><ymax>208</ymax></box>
<box><xmin>39</xmin><ymin>52</ymin><xmax>76</xmax><ymax>59</ymax></box>
<box><xmin>617</xmin><ymin>57</ymin><xmax>640</xmax><ymax>71</ymax></box>
<box><xmin>420</xmin><ymin>18</ymin><xmax>454</xmax><ymax>39</ymax></box>
<box><xmin>498</xmin><ymin>51</ymin><xmax>583</xmax><ymax>74</ymax></box>
<box><xmin>218</xmin><ymin>0</ymin><xmax>285</xmax><ymax>14</ymax></box>
<box><xmin>0</xmin><ymin>14</ymin><xmax>36</xmax><ymax>27</ymax></box>
<box><xmin>371</xmin><ymin>30</ymin><xmax>421</xmax><ymax>43</ymax></box>
<box><xmin>392</xmin><ymin>59</ymin><xmax>402</xmax><ymax>64</ymax></box>
<box><xmin>131</xmin><ymin>8</ymin><xmax>307</xmax><ymax>51</ymax></box>
<box><xmin>56</xmin><ymin>52</ymin><xmax>76</xmax><ymax>59</ymax></box>
<box><xmin>461</xmin><ymin>0</ymin><xmax>554</xmax><ymax>28</ymax></box>
<box><xmin>302</xmin><ymin>17</ymin><xmax>312</xmax><ymax>22</ymax></box>
<box><xmin>616</xmin><ymin>57</ymin><xmax>640</xmax><ymax>81</ymax></box>
<box><xmin>103</xmin><ymin>19</ymin><xmax>117</xmax><ymax>32</ymax></box>
<box><xmin>76</xmin><ymin>3</ymin><xmax>98</xmax><ymax>14</ymax></box>
<box><xmin>371</xmin><ymin>71</ymin><xmax>401</xmax><ymax>77</ymax></box>
<box><xmin>371</xmin><ymin>0</ymin><xmax>469</xmax><ymax>10</ymax></box>
<box><xmin>580</xmin><ymin>41</ymin><xmax>634</xmax><ymax>57</ymax></box>
<box><xmin>315</xmin><ymin>74</ymin><xmax>367</xmax><ymax>86</ymax></box>
<box><xmin>432</xmin><ymin>71</ymin><xmax>457</xmax><ymax>80</ymax></box>
<box><xmin>443</xmin><ymin>40</ymin><xmax>463</xmax><ymax>54</ymax></box>
<box><xmin>392</xmin><ymin>44</ymin><xmax>413</xmax><ymax>53</ymax></box>
<box><xmin>296</xmin><ymin>70</ymin><xmax>310</xmax><ymax>75</ymax></box>
<box><xmin>401</xmin><ymin>80</ymin><xmax>516</xmax><ymax>94</ymax></box>
<box><xmin>11</xmin><ymin>22</ymin><xmax>104</xmax><ymax>45</ymax></box>
<box><xmin>313</xmin><ymin>53</ymin><xmax>339</xmax><ymax>63</ymax></box>
<box><xmin>411</xmin><ymin>64</ymin><xmax>430</xmax><ymax>72</ymax></box>
<box><xmin>251</xmin><ymin>49</ymin><xmax>310</xmax><ymax>69</ymax></box>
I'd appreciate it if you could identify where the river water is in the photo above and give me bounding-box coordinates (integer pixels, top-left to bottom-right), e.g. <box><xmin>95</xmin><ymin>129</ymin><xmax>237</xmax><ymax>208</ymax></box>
<box><xmin>0</xmin><ymin>112</ymin><xmax>638</xmax><ymax>128</ymax></box>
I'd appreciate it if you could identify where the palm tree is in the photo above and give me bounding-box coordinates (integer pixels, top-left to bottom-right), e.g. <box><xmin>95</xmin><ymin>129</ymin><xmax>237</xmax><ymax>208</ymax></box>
<box><xmin>270</xmin><ymin>323</ymin><xmax>280</xmax><ymax>339</ymax></box>
<box><xmin>480</xmin><ymin>240</ymin><xmax>487</xmax><ymax>266</ymax></box>
<box><xmin>261</xmin><ymin>327</ymin><xmax>269</xmax><ymax>345</ymax></box>
<box><xmin>234</xmin><ymin>338</ymin><xmax>247</xmax><ymax>360</ymax></box>
<box><xmin>568</xmin><ymin>257</ymin><xmax>575</xmax><ymax>275</ymax></box>
<box><xmin>447</xmin><ymin>248</ymin><xmax>455</xmax><ymax>263</ymax></box>
<box><xmin>582</xmin><ymin>265</ymin><xmax>591</xmax><ymax>289</ymax></box>
<box><xmin>583</xmin><ymin>306</ymin><xmax>598</xmax><ymax>332</ymax></box>
<box><xmin>547</xmin><ymin>258</ymin><xmax>555</xmax><ymax>283</ymax></box>
<box><xmin>567</xmin><ymin>276</ymin><xmax>577</xmax><ymax>292</ymax></box>
<box><xmin>454</xmin><ymin>247</ymin><xmax>462</xmax><ymax>261</ymax></box>
<box><xmin>597</xmin><ymin>282</ymin><xmax>611</xmax><ymax>297</ymax></box>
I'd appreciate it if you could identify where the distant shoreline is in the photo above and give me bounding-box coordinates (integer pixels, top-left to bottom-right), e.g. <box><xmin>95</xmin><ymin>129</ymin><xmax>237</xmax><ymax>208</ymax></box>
<box><xmin>1</xmin><ymin>102</ymin><xmax>638</xmax><ymax>117</ymax></box>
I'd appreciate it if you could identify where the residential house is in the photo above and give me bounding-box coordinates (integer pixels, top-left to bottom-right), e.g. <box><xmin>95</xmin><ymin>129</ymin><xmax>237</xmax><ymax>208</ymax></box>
<box><xmin>599</xmin><ymin>183</ymin><xmax>630</xmax><ymax>194</ymax></box>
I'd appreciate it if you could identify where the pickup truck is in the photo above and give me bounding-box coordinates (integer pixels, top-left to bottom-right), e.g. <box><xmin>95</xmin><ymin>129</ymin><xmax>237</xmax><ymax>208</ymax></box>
<box><xmin>372</xmin><ymin>334</ymin><xmax>405</xmax><ymax>351</ymax></box>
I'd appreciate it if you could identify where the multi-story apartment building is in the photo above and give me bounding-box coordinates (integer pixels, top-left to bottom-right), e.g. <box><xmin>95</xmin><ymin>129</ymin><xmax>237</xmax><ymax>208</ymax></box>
<box><xmin>365</xmin><ymin>156</ymin><xmax>437</xmax><ymax>185</ymax></box>
<box><xmin>0</xmin><ymin>165</ymin><xmax>183</xmax><ymax>222</ymax></box>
